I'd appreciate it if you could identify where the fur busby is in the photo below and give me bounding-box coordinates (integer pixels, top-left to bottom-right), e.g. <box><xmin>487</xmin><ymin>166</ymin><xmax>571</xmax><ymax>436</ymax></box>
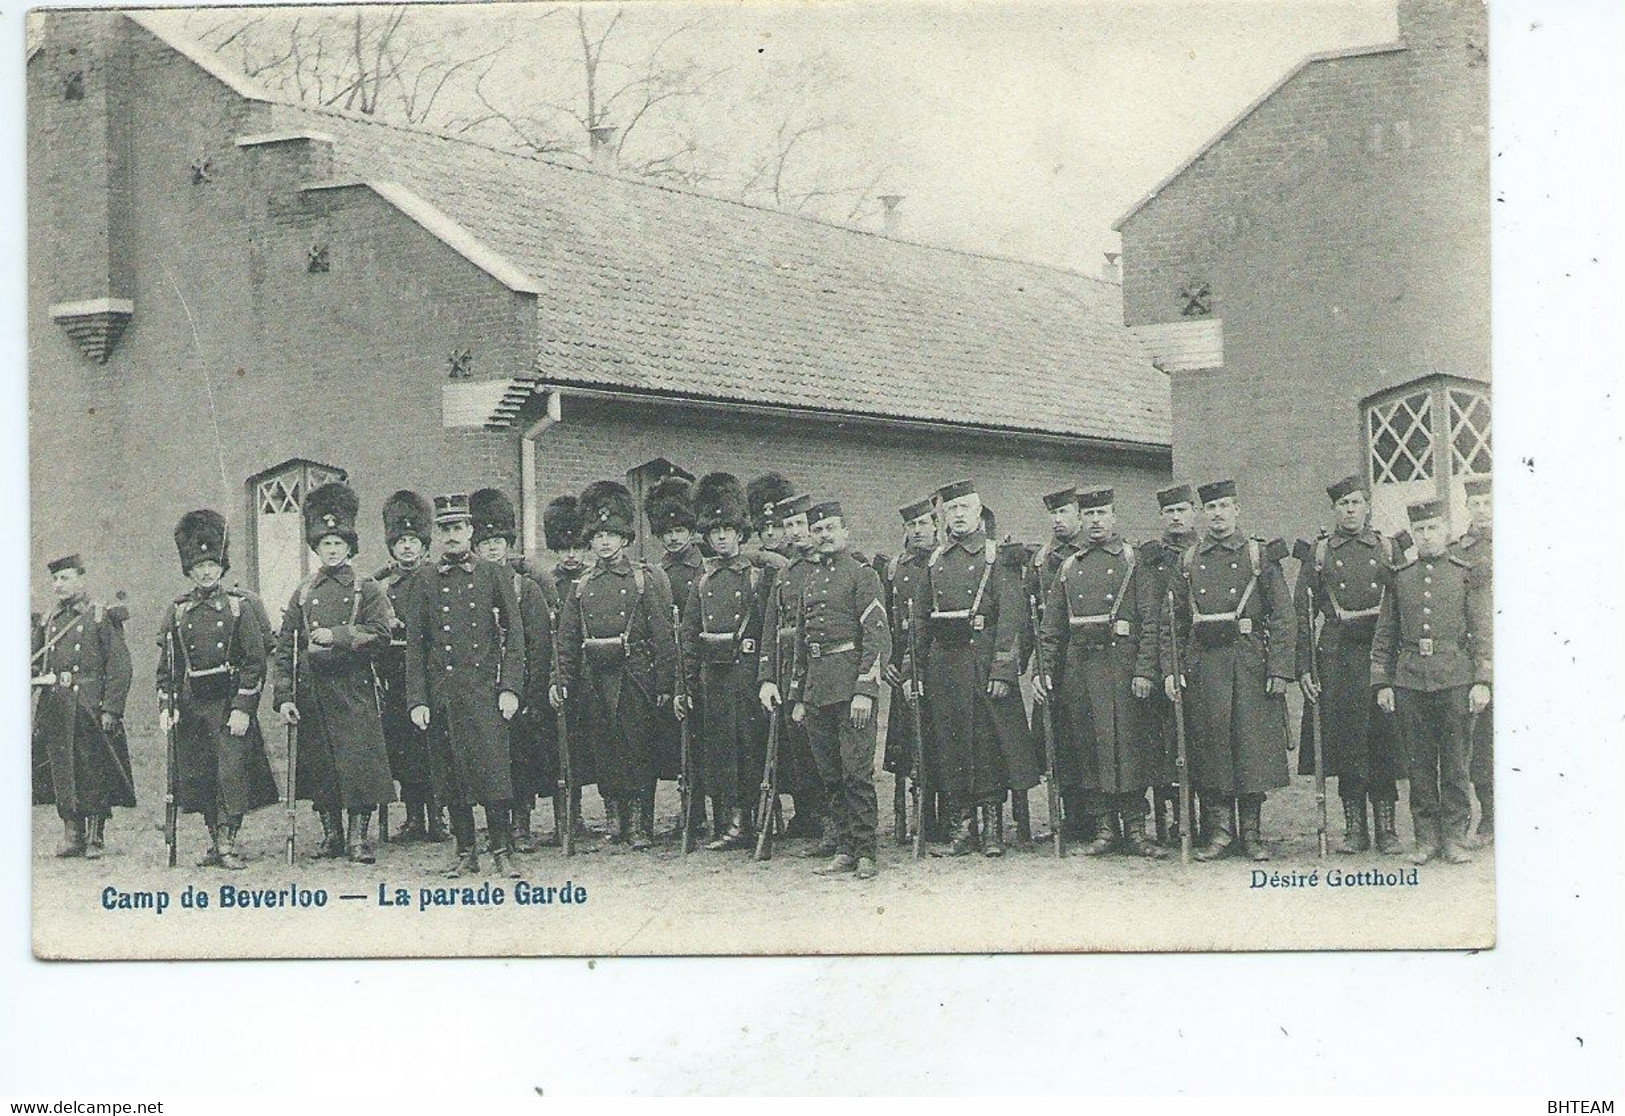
<box><xmin>580</xmin><ymin>480</ymin><xmax>636</xmax><ymax>542</ymax></box>
<box><xmin>544</xmin><ymin>495</ymin><xmax>583</xmax><ymax>552</ymax></box>
<box><xmin>304</xmin><ymin>481</ymin><xmax>360</xmax><ymax>553</ymax></box>
<box><xmin>175</xmin><ymin>509</ymin><xmax>229</xmax><ymax>575</ymax></box>
<box><xmin>646</xmin><ymin>475</ymin><xmax>697</xmax><ymax>536</ymax></box>
<box><xmin>470</xmin><ymin>487</ymin><xmax>518</xmax><ymax>546</ymax></box>
<box><xmin>746</xmin><ymin>472</ymin><xmax>795</xmax><ymax>532</ymax></box>
<box><xmin>382</xmin><ymin>490</ymin><xmax>432</xmax><ymax>550</ymax></box>
<box><xmin>695</xmin><ymin>471</ymin><xmax>750</xmax><ymax>537</ymax></box>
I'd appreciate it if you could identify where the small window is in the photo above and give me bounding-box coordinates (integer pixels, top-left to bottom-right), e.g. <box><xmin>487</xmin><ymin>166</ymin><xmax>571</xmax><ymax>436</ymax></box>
<box><xmin>1368</xmin><ymin>390</ymin><xmax>1435</xmax><ymax>483</ymax></box>
<box><xmin>1448</xmin><ymin>387</ymin><xmax>1492</xmax><ymax>477</ymax></box>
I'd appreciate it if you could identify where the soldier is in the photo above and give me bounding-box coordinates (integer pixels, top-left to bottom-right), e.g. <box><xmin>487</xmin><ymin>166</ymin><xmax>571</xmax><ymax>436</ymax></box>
<box><xmin>1372</xmin><ymin>498</ymin><xmax>1493</xmax><ymax>865</ymax></box>
<box><xmin>1296</xmin><ymin>475</ymin><xmax>1404</xmax><ymax>854</ymax></box>
<box><xmin>1035</xmin><ymin>486</ymin><xmax>1167</xmax><ymax>858</ymax></box>
<box><xmin>273</xmin><ymin>482</ymin><xmax>397</xmax><ymax>863</ymax></box>
<box><xmin>1451</xmin><ymin>475</ymin><xmax>1494</xmax><ymax>846</ymax></box>
<box><xmin>157</xmin><ymin>510</ymin><xmax>281</xmax><ymax>869</ymax></box>
<box><xmin>787</xmin><ymin>501</ymin><xmax>891</xmax><ymax>879</ymax></box>
<box><xmin>882</xmin><ymin>497</ymin><xmax>939</xmax><ymax>843</ymax></box>
<box><xmin>471</xmin><ymin>488</ymin><xmax>554</xmax><ymax>854</ymax></box>
<box><xmin>649</xmin><ymin>475</ymin><xmax>702</xmax><ymax>839</ymax></box>
<box><xmin>373</xmin><ymin>490</ymin><xmax>445</xmax><ymax>843</ymax></box>
<box><xmin>399</xmin><ymin>494</ymin><xmax>526</xmax><ymax>879</ymax></box>
<box><xmin>1161</xmin><ymin>480</ymin><xmax>1295</xmax><ymax>862</ymax></box>
<box><xmin>1137</xmin><ymin>483</ymin><xmax>1202</xmax><ymax>844</ymax></box>
<box><xmin>552</xmin><ymin>482</ymin><xmax>676</xmax><ymax>851</ymax></box>
<box><xmin>1027</xmin><ymin>486</ymin><xmax>1088</xmax><ymax>836</ymax></box>
<box><xmin>543</xmin><ymin>494</ymin><xmax>593</xmax><ymax>844</ymax></box>
<box><xmin>31</xmin><ymin>554</ymin><xmax>134</xmax><ymax>859</ymax></box>
<box><xmin>680</xmin><ymin>472</ymin><xmax>770</xmax><ymax>850</ymax></box>
<box><xmin>745</xmin><ymin>472</ymin><xmax>796</xmax><ymax>563</ymax></box>
<box><xmin>907</xmin><ymin>479</ymin><xmax>1040</xmax><ymax>857</ymax></box>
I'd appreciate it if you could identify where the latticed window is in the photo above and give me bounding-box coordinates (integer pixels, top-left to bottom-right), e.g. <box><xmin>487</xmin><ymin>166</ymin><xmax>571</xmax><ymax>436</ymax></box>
<box><xmin>1448</xmin><ymin>387</ymin><xmax>1492</xmax><ymax>477</ymax></box>
<box><xmin>1368</xmin><ymin>390</ymin><xmax>1435</xmax><ymax>483</ymax></box>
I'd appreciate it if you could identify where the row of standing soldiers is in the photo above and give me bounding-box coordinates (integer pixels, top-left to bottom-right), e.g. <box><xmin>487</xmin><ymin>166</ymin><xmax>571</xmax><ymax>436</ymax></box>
<box><xmin>32</xmin><ymin>467</ymin><xmax>1492</xmax><ymax>873</ymax></box>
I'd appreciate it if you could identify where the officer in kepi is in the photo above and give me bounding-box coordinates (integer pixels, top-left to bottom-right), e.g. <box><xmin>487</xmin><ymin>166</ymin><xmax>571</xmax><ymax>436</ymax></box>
<box><xmin>787</xmin><ymin>500</ymin><xmax>891</xmax><ymax>880</ymax></box>
<box><xmin>274</xmin><ymin>482</ymin><xmax>397</xmax><ymax>864</ymax></box>
<box><xmin>1451</xmin><ymin>475</ymin><xmax>1494</xmax><ymax>847</ymax></box>
<box><xmin>32</xmin><ymin>553</ymin><xmax>134</xmax><ymax>859</ymax></box>
<box><xmin>158</xmin><ymin>511</ymin><xmax>281</xmax><ymax>869</ymax></box>
<box><xmin>1372</xmin><ymin>498</ymin><xmax>1492</xmax><ymax>866</ymax></box>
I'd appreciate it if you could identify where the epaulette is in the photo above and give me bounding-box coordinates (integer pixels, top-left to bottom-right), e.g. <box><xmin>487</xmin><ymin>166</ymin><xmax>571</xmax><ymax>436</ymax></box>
<box><xmin>1261</xmin><ymin>537</ymin><xmax>1289</xmax><ymax>564</ymax></box>
<box><xmin>750</xmin><ymin>549</ymin><xmax>790</xmax><ymax>571</ymax></box>
<box><xmin>1448</xmin><ymin>554</ymin><xmax>1473</xmax><ymax>569</ymax></box>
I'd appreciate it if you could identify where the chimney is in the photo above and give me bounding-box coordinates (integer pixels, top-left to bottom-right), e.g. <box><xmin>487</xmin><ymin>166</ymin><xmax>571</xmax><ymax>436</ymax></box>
<box><xmin>1102</xmin><ymin>252</ymin><xmax>1122</xmax><ymax>283</ymax></box>
<box><xmin>878</xmin><ymin>194</ymin><xmax>904</xmax><ymax>236</ymax></box>
<box><xmin>589</xmin><ymin>125</ymin><xmax>619</xmax><ymax>168</ymax></box>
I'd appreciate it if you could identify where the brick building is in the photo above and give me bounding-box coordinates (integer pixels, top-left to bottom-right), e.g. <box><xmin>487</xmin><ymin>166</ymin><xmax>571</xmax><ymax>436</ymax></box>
<box><xmin>1115</xmin><ymin>0</ymin><xmax>1490</xmax><ymax>540</ymax></box>
<box><xmin>28</xmin><ymin>11</ymin><xmax>1170</xmax><ymax>711</ymax></box>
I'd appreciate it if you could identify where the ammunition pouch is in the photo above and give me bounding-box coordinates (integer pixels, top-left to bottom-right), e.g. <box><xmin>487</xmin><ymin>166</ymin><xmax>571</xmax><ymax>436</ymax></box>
<box><xmin>583</xmin><ymin>635</ymin><xmax>628</xmax><ymax>668</ymax></box>
<box><xmin>929</xmin><ymin>609</ymin><xmax>982</xmax><ymax>646</ymax></box>
<box><xmin>186</xmin><ymin>666</ymin><xmax>237</xmax><ymax>701</ymax></box>
<box><xmin>698</xmin><ymin>631</ymin><xmax>747</xmax><ymax>665</ymax></box>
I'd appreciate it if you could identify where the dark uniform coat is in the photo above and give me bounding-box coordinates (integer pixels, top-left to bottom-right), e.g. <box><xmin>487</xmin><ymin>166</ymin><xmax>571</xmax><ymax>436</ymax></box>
<box><xmin>502</xmin><ymin>559</ymin><xmax>555</xmax><ymax>803</ymax></box>
<box><xmin>1370</xmin><ymin>552</ymin><xmax>1493</xmax><ymax>693</ymax></box>
<box><xmin>1293</xmin><ymin>528</ymin><xmax>1399</xmax><ymax>782</ymax></box>
<box><xmin>653</xmin><ymin>544</ymin><xmax>705</xmax><ymax>781</ymax></box>
<box><xmin>548</xmin><ymin>558</ymin><xmax>595</xmax><ymax>788</ymax></box>
<box><xmin>272</xmin><ymin>564</ymin><xmax>397</xmax><ymax>811</ymax></box>
<box><xmin>758</xmin><ymin>547</ymin><xmax>819</xmax><ymax>800</ymax></box>
<box><xmin>1039</xmin><ymin>537</ymin><xmax>1158</xmax><ymax>794</ymax></box>
<box><xmin>555</xmin><ymin>554</ymin><xmax>675</xmax><ymax>796</ymax></box>
<box><xmin>681</xmin><ymin>554</ymin><xmax>769</xmax><ymax>808</ymax></box>
<box><xmin>1020</xmin><ymin>536</ymin><xmax>1084</xmax><ymax>791</ymax></box>
<box><xmin>400</xmin><ymin>555</ymin><xmax>526</xmax><ymax>806</ymax></box>
<box><xmin>909</xmin><ymin>529</ymin><xmax>1041</xmax><ymax>803</ymax></box>
<box><xmin>1161</xmin><ymin>534</ymin><xmax>1295</xmax><ymax>796</ymax></box>
<box><xmin>882</xmin><ymin>547</ymin><xmax>937</xmax><ymax>781</ymax></box>
<box><xmin>156</xmin><ymin>585</ymin><xmax>281</xmax><ymax>818</ymax></box>
<box><xmin>373</xmin><ymin>561</ymin><xmax>429</xmax><ymax>790</ymax></box>
<box><xmin>786</xmin><ymin>550</ymin><xmax>891</xmax><ymax>710</ymax></box>
<box><xmin>1134</xmin><ymin>532</ymin><xmax>1198</xmax><ymax>787</ymax></box>
<box><xmin>32</xmin><ymin>596</ymin><xmax>135</xmax><ymax>818</ymax></box>
<box><xmin>1449</xmin><ymin>524</ymin><xmax>1494</xmax><ymax>793</ymax></box>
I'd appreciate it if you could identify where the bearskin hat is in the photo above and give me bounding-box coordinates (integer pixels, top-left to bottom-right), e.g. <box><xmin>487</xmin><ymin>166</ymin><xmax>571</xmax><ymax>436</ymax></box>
<box><xmin>745</xmin><ymin>472</ymin><xmax>795</xmax><ymax>531</ymax></box>
<box><xmin>694</xmin><ymin>471</ymin><xmax>750</xmax><ymax>537</ymax></box>
<box><xmin>470</xmin><ymin>487</ymin><xmax>518</xmax><ymax>546</ymax></box>
<box><xmin>382</xmin><ymin>490</ymin><xmax>433</xmax><ymax>550</ymax></box>
<box><xmin>543</xmin><ymin>495</ymin><xmax>583</xmax><ymax>552</ymax></box>
<box><xmin>646</xmin><ymin>475</ymin><xmax>697</xmax><ymax>536</ymax></box>
<box><xmin>175</xmin><ymin>509</ymin><xmax>230</xmax><ymax>575</ymax></box>
<box><xmin>304</xmin><ymin>481</ymin><xmax>360</xmax><ymax>553</ymax></box>
<box><xmin>580</xmin><ymin>480</ymin><xmax>636</xmax><ymax>541</ymax></box>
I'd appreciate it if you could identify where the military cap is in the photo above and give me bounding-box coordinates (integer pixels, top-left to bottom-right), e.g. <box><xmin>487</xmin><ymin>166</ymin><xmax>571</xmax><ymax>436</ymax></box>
<box><xmin>899</xmin><ymin>496</ymin><xmax>935</xmax><ymax>522</ymax></box>
<box><xmin>1406</xmin><ymin>499</ymin><xmax>1446</xmax><ymax>524</ymax></box>
<box><xmin>1197</xmin><ymin>479</ymin><xmax>1237</xmax><ymax>504</ymax></box>
<box><xmin>175</xmin><ymin>509</ymin><xmax>229</xmax><ymax>575</ymax></box>
<box><xmin>1157</xmin><ymin>482</ymin><xmax>1196</xmax><ymax>508</ymax></box>
<box><xmin>1041</xmin><ymin>486</ymin><xmax>1080</xmax><ymax>511</ymax></box>
<box><xmin>543</xmin><ymin>495</ymin><xmax>583</xmax><ymax>552</ymax></box>
<box><xmin>774</xmin><ymin>493</ymin><xmax>812</xmax><ymax>525</ymax></box>
<box><xmin>47</xmin><ymin>554</ymin><xmax>84</xmax><ymax>575</ymax></box>
<box><xmin>580</xmin><ymin>480</ymin><xmax>636</xmax><ymax>540</ymax></box>
<box><xmin>1326</xmin><ymin>475</ymin><xmax>1364</xmax><ymax>503</ymax></box>
<box><xmin>470</xmin><ymin>487</ymin><xmax>518</xmax><ymax>546</ymax></box>
<box><xmin>646</xmin><ymin>476</ymin><xmax>697</xmax><ymax>535</ymax></box>
<box><xmin>936</xmin><ymin>478</ymin><xmax>977</xmax><ymax>503</ymax></box>
<box><xmin>807</xmin><ymin>500</ymin><xmax>844</xmax><ymax>527</ymax></box>
<box><xmin>433</xmin><ymin>493</ymin><xmax>472</xmax><ymax>525</ymax></box>
<box><xmin>1463</xmin><ymin>476</ymin><xmax>1491</xmax><ymax>498</ymax></box>
<box><xmin>305</xmin><ymin>481</ymin><xmax>360</xmax><ymax>552</ymax></box>
<box><xmin>382</xmin><ymin>490</ymin><xmax>432</xmax><ymax>549</ymax></box>
<box><xmin>695</xmin><ymin>472</ymin><xmax>751</xmax><ymax>537</ymax></box>
<box><xmin>746</xmin><ymin>473</ymin><xmax>796</xmax><ymax>531</ymax></box>
<box><xmin>1076</xmin><ymin>486</ymin><xmax>1114</xmax><ymax>510</ymax></box>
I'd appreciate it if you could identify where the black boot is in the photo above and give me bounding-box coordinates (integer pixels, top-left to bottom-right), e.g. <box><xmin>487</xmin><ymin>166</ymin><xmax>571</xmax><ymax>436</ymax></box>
<box><xmin>315</xmin><ymin>810</ymin><xmax>346</xmax><ymax>859</ymax></box>
<box><xmin>1122</xmin><ymin>804</ymin><xmax>1168</xmax><ymax>859</ymax></box>
<box><xmin>425</xmin><ymin>799</ymin><xmax>450</xmax><ymax>843</ymax></box>
<box><xmin>949</xmin><ymin>813</ymin><xmax>976</xmax><ymax>857</ymax></box>
<box><xmin>1011</xmin><ymin>792</ymin><xmax>1033</xmax><ymax>846</ymax></box>
<box><xmin>347</xmin><ymin>811</ymin><xmax>376</xmax><ymax>864</ymax></box>
<box><xmin>982</xmin><ymin>805</ymin><xmax>1005</xmax><ymax>857</ymax></box>
<box><xmin>629</xmin><ymin>795</ymin><xmax>653</xmax><ymax>851</ymax></box>
<box><xmin>706</xmin><ymin>807</ymin><xmax>749</xmax><ymax>851</ymax></box>
<box><xmin>1239</xmin><ymin>799</ymin><xmax>1269</xmax><ymax>862</ymax></box>
<box><xmin>489</xmin><ymin>814</ymin><xmax>522</xmax><ymax>877</ymax></box>
<box><xmin>218</xmin><ymin>820</ymin><xmax>247</xmax><ymax>870</ymax></box>
<box><xmin>601</xmin><ymin>798</ymin><xmax>625</xmax><ymax>846</ymax></box>
<box><xmin>1337</xmin><ymin>797</ymin><xmax>1371</xmax><ymax>854</ymax></box>
<box><xmin>84</xmin><ymin>815</ymin><xmax>107</xmax><ymax>860</ymax></box>
<box><xmin>512</xmin><ymin>805</ymin><xmax>536</xmax><ymax>854</ymax></box>
<box><xmin>799</xmin><ymin>812</ymin><xmax>839</xmax><ymax>858</ymax></box>
<box><xmin>55</xmin><ymin>816</ymin><xmax>86</xmax><ymax>858</ymax></box>
<box><xmin>1373</xmin><ymin>800</ymin><xmax>1404</xmax><ymax>855</ymax></box>
<box><xmin>1412</xmin><ymin>818</ymin><xmax>1440</xmax><ymax>865</ymax></box>
<box><xmin>397</xmin><ymin>799</ymin><xmax>428</xmax><ymax>843</ymax></box>
<box><xmin>1193</xmin><ymin>803</ymin><xmax>1235</xmax><ymax>862</ymax></box>
<box><xmin>196</xmin><ymin>816</ymin><xmax>223</xmax><ymax>868</ymax></box>
<box><xmin>1083</xmin><ymin>811</ymin><xmax>1119</xmax><ymax>857</ymax></box>
<box><xmin>539</xmin><ymin>792</ymin><xmax>567</xmax><ymax>849</ymax></box>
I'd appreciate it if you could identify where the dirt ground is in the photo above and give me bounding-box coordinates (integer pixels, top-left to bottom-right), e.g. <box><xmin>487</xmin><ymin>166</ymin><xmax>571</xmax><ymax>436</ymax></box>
<box><xmin>32</xmin><ymin>716</ymin><xmax>1496</xmax><ymax>959</ymax></box>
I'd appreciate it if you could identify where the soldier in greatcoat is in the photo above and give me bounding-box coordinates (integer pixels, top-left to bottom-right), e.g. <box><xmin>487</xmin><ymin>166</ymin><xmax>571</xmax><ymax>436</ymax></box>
<box><xmin>400</xmin><ymin>494</ymin><xmax>526</xmax><ymax>879</ymax></box>
<box><xmin>157</xmin><ymin>510</ymin><xmax>281</xmax><ymax>869</ymax></box>
<box><xmin>787</xmin><ymin>501</ymin><xmax>892</xmax><ymax>879</ymax></box>
<box><xmin>1036</xmin><ymin>486</ymin><xmax>1167</xmax><ymax>858</ymax></box>
<box><xmin>882</xmin><ymin>497</ymin><xmax>940</xmax><ymax>843</ymax></box>
<box><xmin>1023</xmin><ymin>486</ymin><xmax>1087</xmax><ymax>836</ymax></box>
<box><xmin>471</xmin><ymin>487</ymin><xmax>554</xmax><ymax>854</ymax></box>
<box><xmin>1160</xmin><ymin>480</ymin><xmax>1295</xmax><ymax>862</ymax></box>
<box><xmin>552</xmin><ymin>481</ymin><xmax>676</xmax><ymax>850</ymax></box>
<box><xmin>1136</xmin><ymin>483</ymin><xmax>1201</xmax><ymax>845</ymax></box>
<box><xmin>649</xmin><ymin>475</ymin><xmax>703</xmax><ymax>839</ymax></box>
<box><xmin>272</xmin><ymin>483</ymin><xmax>396</xmax><ymax>863</ymax></box>
<box><xmin>1450</xmin><ymin>475</ymin><xmax>1494</xmax><ymax>846</ymax></box>
<box><xmin>906</xmin><ymin>479</ymin><xmax>1040</xmax><ymax>857</ymax></box>
<box><xmin>543</xmin><ymin>494</ymin><xmax>593</xmax><ymax>844</ymax></box>
<box><xmin>679</xmin><ymin>472</ymin><xmax>771</xmax><ymax>850</ymax></box>
<box><xmin>373</xmin><ymin>490</ymin><xmax>444</xmax><ymax>842</ymax></box>
<box><xmin>32</xmin><ymin>554</ymin><xmax>134</xmax><ymax>859</ymax></box>
<box><xmin>1373</xmin><ymin>498</ymin><xmax>1493</xmax><ymax>865</ymax></box>
<box><xmin>1295</xmin><ymin>475</ymin><xmax>1404</xmax><ymax>854</ymax></box>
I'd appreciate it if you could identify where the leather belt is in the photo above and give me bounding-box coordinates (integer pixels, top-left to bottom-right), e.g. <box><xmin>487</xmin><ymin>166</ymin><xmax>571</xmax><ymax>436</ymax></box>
<box><xmin>186</xmin><ymin>664</ymin><xmax>232</xmax><ymax>678</ymax></box>
<box><xmin>699</xmin><ymin>632</ymin><xmax>737</xmax><ymax>644</ymax></box>
<box><xmin>583</xmin><ymin>636</ymin><xmax>625</xmax><ymax>650</ymax></box>
<box><xmin>808</xmin><ymin>640</ymin><xmax>855</xmax><ymax>659</ymax></box>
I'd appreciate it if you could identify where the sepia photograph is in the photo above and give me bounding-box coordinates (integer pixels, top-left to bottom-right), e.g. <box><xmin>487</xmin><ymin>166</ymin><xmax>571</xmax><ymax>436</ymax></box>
<box><xmin>25</xmin><ymin>0</ymin><xmax>1498</xmax><ymax>960</ymax></box>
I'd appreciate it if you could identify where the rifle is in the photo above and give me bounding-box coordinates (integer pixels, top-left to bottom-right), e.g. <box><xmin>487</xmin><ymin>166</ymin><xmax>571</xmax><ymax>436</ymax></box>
<box><xmin>1165</xmin><ymin>585</ymin><xmax>1193</xmax><ymax>865</ymax></box>
<box><xmin>673</xmin><ymin>604</ymin><xmax>696</xmax><ymax>854</ymax></box>
<box><xmin>754</xmin><ymin>621</ymin><xmax>784</xmax><ymax>862</ymax></box>
<box><xmin>906</xmin><ymin>597</ymin><xmax>929</xmax><ymax>860</ymax></box>
<box><xmin>1026</xmin><ymin>594</ymin><xmax>1063</xmax><ymax>858</ymax></box>
<box><xmin>163</xmin><ymin>625</ymin><xmax>180</xmax><ymax>868</ymax></box>
<box><xmin>285</xmin><ymin>637</ymin><xmax>300</xmax><ymax>866</ymax></box>
<box><xmin>1292</xmin><ymin>539</ymin><xmax>1329</xmax><ymax>859</ymax></box>
<box><xmin>553</xmin><ymin>605</ymin><xmax>576</xmax><ymax>857</ymax></box>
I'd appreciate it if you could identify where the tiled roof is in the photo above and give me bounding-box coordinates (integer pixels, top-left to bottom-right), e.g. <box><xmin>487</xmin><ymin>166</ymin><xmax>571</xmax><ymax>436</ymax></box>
<box><xmin>136</xmin><ymin>15</ymin><xmax>1170</xmax><ymax>448</ymax></box>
